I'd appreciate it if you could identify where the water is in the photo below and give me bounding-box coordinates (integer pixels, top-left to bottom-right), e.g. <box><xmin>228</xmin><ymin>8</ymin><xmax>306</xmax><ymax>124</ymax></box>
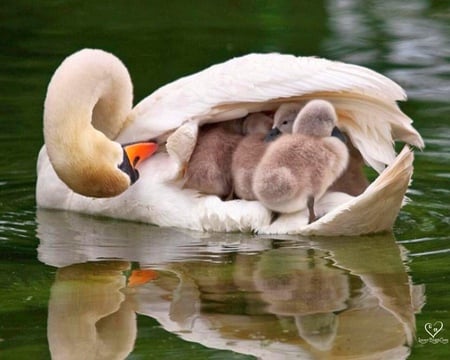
<box><xmin>0</xmin><ymin>0</ymin><xmax>449</xmax><ymax>359</ymax></box>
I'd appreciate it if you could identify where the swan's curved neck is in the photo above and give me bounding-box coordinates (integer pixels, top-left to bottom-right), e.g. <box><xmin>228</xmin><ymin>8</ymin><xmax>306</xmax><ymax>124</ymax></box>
<box><xmin>43</xmin><ymin>49</ymin><xmax>134</xmax><ymax>197</ymax></box>
<box><xmin>44</xmin><ymin>49</ymin><xmax>133</xmax><ymax>142</ymax></box>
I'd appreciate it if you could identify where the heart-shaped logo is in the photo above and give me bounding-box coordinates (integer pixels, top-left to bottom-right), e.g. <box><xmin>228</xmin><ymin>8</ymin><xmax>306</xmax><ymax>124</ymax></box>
<box><xmin>425</xmin><ymin>321</ymin><xmax>444</xmax><ymax>338</ymax></box>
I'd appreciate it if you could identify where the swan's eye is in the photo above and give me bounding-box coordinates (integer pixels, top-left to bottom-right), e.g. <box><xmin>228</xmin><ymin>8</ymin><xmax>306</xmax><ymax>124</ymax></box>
<box><xmin>282</xmin><ymin>120</ymin><xmax>288</xmax><ymax>125</ymax></box>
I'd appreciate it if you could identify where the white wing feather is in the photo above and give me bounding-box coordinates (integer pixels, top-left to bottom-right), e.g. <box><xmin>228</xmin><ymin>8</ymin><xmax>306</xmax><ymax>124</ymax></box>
<box><xmin>116</xmin><ymin>53</ymin><xmax>423</xmax><ymax>172</ymax></box>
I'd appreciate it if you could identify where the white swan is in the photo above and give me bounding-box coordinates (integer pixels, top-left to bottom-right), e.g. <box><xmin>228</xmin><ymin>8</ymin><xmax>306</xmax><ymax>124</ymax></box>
<box><xmin>36</xmin><ymin>49</ymin><xmax>424</xmax><ymax>235</ymax></box>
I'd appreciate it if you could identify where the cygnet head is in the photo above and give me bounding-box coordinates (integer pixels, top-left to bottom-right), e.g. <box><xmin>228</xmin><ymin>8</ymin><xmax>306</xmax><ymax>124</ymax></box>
<box><xmin>274</xmin><ymin>102</ymin><xmax>304</xmax><ymax>133</ymax></box>
<box><xmin>265</xmin><ymin>102</ymin><xmax>303</xmax><ymax>141</ymax></box>
<box><xmin>242</xmin><ymin>113</ymin><xmax>273</xmax><ymax>135</ymax></box>
<box><xmin>293</xmin><ymin>100</ymin><xmax>337</xmax><ymax>137</ymax></box>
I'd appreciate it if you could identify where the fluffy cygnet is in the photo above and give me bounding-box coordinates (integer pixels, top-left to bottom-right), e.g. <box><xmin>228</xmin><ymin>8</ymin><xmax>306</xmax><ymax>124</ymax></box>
<box><xmin>253</xmin><ymin>100</ymin><xmax>349</xmax><ymax>222</ymax></box>
<box><xmin>231</xmin><ymin>113</ymin><xmax>273</xmax><ymax>200</ymax></box>
<box><xmin>184</xmin><ymin>123</ymin><xmax>243</xmax><ymax>198</ymax></box>
<box><xmin>268</xmin><ymin>102</ymin><xmax>369</xmax><ymax>196</ymax></box>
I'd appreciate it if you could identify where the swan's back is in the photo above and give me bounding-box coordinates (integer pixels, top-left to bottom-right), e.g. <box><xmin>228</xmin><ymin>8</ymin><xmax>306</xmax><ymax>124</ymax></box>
<box><xmin>119</xmin><ymin>53</ymin><xmax>423</xmax><ymax>175</ymax></box>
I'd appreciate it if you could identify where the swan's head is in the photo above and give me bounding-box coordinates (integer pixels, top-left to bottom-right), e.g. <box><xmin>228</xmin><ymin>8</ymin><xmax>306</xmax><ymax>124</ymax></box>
<box><xmin>265</xmin><ymin>102</ymin><xmax>304</xmax><ymax>141</ymax></box>
<box><xmin>118</xmin><ymin>141</ymin><xmax>159</xmax><ymax>186</ymax></box>
<box><xmin>293</xmin><ymin>100</ymin><xmax>340</xmax><ymax>138</ymax></box>
<box><xmin>46</xmin><ymin>128</ymin><xmax>158</xmax><ymax>198</ymax></box>
<box><xmin>43</xmin><ymin>48</ymin><xmax>159</xmax><ymax>198</ymax></box>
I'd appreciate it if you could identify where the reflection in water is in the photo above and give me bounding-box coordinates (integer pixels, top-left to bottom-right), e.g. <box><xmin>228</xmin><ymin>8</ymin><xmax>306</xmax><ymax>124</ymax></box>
<box><xmin>37</xmin><ymin>210</ymin><xmax>424</xmax><ymax>359</ymax></box>
<box><xmin>47</xmin><ymin>262</ymin><xmax>136</xmax><ymax>360</ymax></box>
<box><xmin>252</xmin><ymin>248</ymin><xmax>349</xmax><ymax>351</ymax></box>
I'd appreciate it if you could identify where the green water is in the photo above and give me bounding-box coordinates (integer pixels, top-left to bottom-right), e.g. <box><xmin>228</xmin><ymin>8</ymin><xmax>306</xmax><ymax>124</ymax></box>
<box><xmin>0</xmin><ymin>0</ymin><xmax>449</xmax><ymax>359</ymax></box>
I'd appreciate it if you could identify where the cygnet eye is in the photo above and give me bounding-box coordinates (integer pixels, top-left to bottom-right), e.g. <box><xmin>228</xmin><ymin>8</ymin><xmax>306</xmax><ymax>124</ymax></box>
<box><xmin>282</xmin><ymin>120</ymin><xmax>288</xmax><ymax>125</ymax></box>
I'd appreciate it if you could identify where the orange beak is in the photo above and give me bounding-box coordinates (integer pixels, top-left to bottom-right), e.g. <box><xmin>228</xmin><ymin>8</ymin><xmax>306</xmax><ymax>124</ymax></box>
<box><xmin>123</xmin><ymin>141</ymin><xmax>159</xmax><ymax>168</ymax></box>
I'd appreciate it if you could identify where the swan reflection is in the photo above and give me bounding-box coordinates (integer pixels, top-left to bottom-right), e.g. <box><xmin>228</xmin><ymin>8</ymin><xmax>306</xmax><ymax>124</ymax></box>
<box><xmin>37</xmin><ymin>210</ymin><xmax>424</xmax><ymax>359</ymax></box>
<box><xmin>47</xmin><ymin>261</ymin><xmax>136</xmax><ymax>360</ymax></box>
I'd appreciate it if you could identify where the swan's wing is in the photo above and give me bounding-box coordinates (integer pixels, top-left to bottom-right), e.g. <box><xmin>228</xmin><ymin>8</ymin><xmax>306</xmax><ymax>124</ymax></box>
<box><xmin>303</xmin><ymin>146</ymin><xmax>413</xmax><ymax>236</ymax></box>
<box><xmin>118</xmin><ymin>53</ymin><xmax>423</xmax><ymax>172</ymax></box>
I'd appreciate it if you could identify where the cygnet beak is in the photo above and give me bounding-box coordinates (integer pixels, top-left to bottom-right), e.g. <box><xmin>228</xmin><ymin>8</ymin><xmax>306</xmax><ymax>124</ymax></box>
<box><xmin>119</xmin><ymin>141</ymin><xmax>159</xmax><ymax>185</ymax></box>
<box><xmin>265</xmin><ymin>127</ymin><xmax>282</xmax><ymax>142</ymax></box>
<box><xmin>331</xmin><ymin>127</ymin><xmax>347</xmax><ymax>143</ymax></box>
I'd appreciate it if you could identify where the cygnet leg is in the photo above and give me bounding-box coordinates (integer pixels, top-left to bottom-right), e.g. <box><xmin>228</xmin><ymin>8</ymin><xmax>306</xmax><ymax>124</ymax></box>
<box><xmin>270</xmin><ymin>211</ymin><xmax>281</xmax><ymax>224</ymax></box>
<box><xmin>307</xmin><ymin>196</ymin><xmax>316</xmax><ymax>224</ymax></box>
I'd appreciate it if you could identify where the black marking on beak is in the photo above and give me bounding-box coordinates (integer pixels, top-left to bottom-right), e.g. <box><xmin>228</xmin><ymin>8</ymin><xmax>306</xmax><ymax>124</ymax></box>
<box><xmin>265</xmin><ymin>127</ymin><xmax>282</xmax><ymax>142</ymax></box>
<box><xmin>118</xmin><ymin>149</ymin><xmax>139</xmax><ymax>185</ymax></box>
<box><xmin>331</xmin><ymin>127</ymin><xmax>347</xmax><ymax>143</ymax></box>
